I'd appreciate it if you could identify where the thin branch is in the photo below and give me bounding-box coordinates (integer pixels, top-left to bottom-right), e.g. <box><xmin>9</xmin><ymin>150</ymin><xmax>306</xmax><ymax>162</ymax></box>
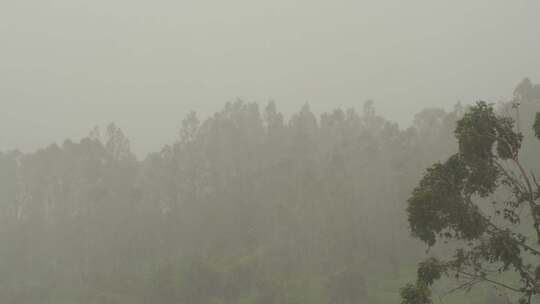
<box><xmin>494</xmin><ymin>160</ymin><xmax>527</xmax><ymax>194</ymax></box>
<box><xmin>531</xmin><ymin>172</ymin><xmax>540</xmax><ymax>196</ymax></box>
<box><xmin>484</xmin><ymin>220</ymin><xmax>540</xmax><ymax>256</ymax></box>
<box><xmin>503</xmin><ymin>156</ymin><xmax>540</xmax><ymax>244</ymax></box>
<box><xmin>443</xmin><ymin>278</ymin><xmax>481</xmax><ymax>296</ymax></box>
<box><xmin>513</xmin><ymin>158</ymin><xmax>534</xmax><ymax>203</ymax></box>
<box><xmin>466</xmin><ymin>196</ymin><xmax>540</xmax><ymax>256</ymax></box>
<box><xmin>457</xmin><ymin>270</ymin><xmax>523</xmax><ymax>293</ymax></box>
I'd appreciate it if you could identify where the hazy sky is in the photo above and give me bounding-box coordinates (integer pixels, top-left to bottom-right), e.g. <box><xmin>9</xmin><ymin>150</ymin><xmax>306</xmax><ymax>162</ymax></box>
<box><xmin>2</xmin><ymin>0</ymin><xmax>540</xmax><ymax>156</ymax></box>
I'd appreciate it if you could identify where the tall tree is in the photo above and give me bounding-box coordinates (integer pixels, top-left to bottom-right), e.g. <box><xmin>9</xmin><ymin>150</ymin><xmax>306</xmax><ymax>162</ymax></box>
<box><xmin>401</xmin><ymin>102</ymin><xmax>540</xmax><ymax>304</ymax></box>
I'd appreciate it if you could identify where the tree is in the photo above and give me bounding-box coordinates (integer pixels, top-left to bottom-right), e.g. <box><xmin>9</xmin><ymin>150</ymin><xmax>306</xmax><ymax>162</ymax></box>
<box><xmin>401</xmin><ymin>101</ymin><xmax>540</xmax><ymax>304</ymax></box>
<box><xmin>0</xmin><ymin>98</ymin><xmax>474</xmax><ymax>303</ymax></box>
<box><xmin>105</xmin><ymin>123</ymin><xmax>135</xmax><ymax>161</ymax></box>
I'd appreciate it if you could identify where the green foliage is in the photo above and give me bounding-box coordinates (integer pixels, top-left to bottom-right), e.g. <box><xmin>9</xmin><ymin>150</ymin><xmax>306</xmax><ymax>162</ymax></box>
<box><xmin>0</xmin><ymin>98</ymin><xmax>499</xmax><ymax>303</ymax></box>
<box><xmin>407</xmin><ymin>154</ymin><xmax>486</xmax><ymax>246</ymax></box>
<box><xmin>400</xmin><ymin>282</ymin><xmax>432</xmax><ymax>304</ymax></box>
<box><xmin>404</xmin><ymin>101</ymin><xmax>540</xmax><ymax>303</ymax></box>
<box><xmin>455</xmin><ymin>101</ymin><xmax>521</xmax><ymax>196</ymax></box>
<box><xmin>456</xmin><ymin>101</ymin><xmax>521</xmax><ymax>162</ymax></box>
<box><xmin>417</xmin><ymin>257</ymin><xmax>444</xmax><ymax>286</ymax></box>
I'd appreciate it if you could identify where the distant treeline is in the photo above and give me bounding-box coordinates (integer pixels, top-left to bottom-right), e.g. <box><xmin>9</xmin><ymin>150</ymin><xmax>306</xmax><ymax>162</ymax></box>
<box><xmin>0</xmin><ymin>79</ymin><xmax>538</xmax><ymax>303</ymax></box>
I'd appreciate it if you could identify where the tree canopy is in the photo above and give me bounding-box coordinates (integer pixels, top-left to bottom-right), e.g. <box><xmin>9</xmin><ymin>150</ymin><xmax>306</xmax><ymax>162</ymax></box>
<box><xmin>402</xmin><ymin>100</ymin><xmax>540</xmax><ymax>304</ymax></box>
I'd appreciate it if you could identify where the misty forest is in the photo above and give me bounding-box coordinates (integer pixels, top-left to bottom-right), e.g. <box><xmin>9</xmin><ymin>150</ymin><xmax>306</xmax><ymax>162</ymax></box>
<box><xmin>0</xmin><ymin>78</ymin><xmax>539</xmax><ymax>303</ymax></box>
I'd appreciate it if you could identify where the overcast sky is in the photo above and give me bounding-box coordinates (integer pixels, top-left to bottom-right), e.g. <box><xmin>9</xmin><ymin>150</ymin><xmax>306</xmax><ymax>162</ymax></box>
<box><xmin>1</xmin><ymin>0</ymin><xmax>540</xmax><ymax>156</ymax></box>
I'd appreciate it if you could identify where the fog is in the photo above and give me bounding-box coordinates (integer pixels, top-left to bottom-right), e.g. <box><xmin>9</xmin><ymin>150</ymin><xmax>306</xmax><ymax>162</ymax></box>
<box><xmin>2</xmin><ymin>0</ymin><xmax>540</xmax><ymax>155</ymax></box>
<box><xmin>2</xmin><ymin>1</ymin><xmax>540</xmax><ymax>304</ymax></box>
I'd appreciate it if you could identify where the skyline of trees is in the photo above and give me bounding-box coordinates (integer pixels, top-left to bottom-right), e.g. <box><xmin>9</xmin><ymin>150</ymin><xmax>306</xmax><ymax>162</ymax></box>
<box><xmin>1</xmin><ymin>79</ymin><xmax>539</xmax><ymax>303</ymax></box>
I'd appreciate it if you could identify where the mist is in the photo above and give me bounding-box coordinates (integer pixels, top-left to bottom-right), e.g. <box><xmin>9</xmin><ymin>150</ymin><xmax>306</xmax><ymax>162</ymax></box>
<box><xmin>2</xmin><ymin>0</ymin><xmax>540</xmax><ymax>155</ymax></box>
<box><xmin>2</xmin><ymin>1</ymin><xmax>540</xmax><ymax>304</ymax></box>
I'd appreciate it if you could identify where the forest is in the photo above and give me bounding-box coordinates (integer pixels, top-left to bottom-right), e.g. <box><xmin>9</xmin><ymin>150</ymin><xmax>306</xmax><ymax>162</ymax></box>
<box><xmin>1</xmin><ymin>79</ymin><xmax>540</xmax><ymax>304</ymax></box>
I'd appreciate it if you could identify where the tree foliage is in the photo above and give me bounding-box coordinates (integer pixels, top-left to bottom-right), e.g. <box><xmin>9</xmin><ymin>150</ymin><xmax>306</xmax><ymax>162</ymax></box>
<box><xmin>0</xmin><ymin>99</ymin><xmax>465</xmax><ymax>303</ymax></box>
<box><xmin>403</xmin><ymin>101</ymin><xmax>540</xmax><ymax>304</ymax></box>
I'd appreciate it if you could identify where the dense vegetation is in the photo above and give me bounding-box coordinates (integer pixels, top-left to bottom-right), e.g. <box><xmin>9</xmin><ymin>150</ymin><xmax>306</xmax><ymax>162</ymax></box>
<box><xmin>1</xmin><ymin>80</ymin><xmax>539</xmax><ymax>303</ymax></box>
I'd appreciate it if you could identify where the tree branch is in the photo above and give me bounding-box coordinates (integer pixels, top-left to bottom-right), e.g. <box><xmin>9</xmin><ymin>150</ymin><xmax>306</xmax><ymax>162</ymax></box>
<box><xmin>457</xmin><ymin>270</ymin><xmax>523</xmax><ymax>293</ymax></box>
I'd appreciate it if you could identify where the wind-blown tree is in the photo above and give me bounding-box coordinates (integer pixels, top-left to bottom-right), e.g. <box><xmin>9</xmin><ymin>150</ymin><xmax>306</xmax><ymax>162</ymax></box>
<box><xmin>401</xmin><ymin>101</ymin><xmax>540</xmax><ymax>304</ymax></box>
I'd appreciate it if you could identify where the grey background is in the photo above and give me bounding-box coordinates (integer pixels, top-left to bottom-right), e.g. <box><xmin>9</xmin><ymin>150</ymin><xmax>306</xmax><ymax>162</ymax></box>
<box><xmin>1</xmin><ymin>0</ymin><xmax>539</xmax><ymax>156</ymax></box>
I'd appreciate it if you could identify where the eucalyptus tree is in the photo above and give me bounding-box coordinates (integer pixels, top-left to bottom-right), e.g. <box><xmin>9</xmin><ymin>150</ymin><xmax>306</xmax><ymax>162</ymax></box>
<box><xmin>402</xmin><ymin>102</ymin><xmax>540</xmax><ymax>304</ymax></box>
